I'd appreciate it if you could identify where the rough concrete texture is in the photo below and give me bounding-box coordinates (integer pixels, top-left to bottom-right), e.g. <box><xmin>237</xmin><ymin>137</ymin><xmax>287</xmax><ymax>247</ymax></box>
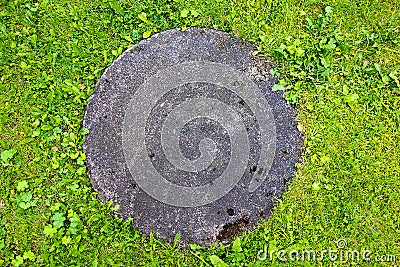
<box><xmin>83</xmin><ymin>27</ymin><xmax>303</xmax><ymax>246</ymax></box>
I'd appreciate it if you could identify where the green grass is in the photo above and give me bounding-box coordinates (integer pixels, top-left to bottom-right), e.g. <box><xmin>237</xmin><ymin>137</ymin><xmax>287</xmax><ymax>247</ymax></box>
<box><xmin>0</xmin><ymin>0</ymin><xmax>399</xmax><ymax>266</ymax></box>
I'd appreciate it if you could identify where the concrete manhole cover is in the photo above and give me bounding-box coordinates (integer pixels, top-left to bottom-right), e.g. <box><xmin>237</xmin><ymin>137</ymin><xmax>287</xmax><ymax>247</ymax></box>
<box><xmin>83</xmin><ymin>27</ymin><xmax>302</xmax><ymax>246</ymax></box>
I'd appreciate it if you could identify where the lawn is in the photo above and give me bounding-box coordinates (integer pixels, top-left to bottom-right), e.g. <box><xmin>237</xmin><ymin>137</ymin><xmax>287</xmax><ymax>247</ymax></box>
<box><xmin>0</xmin><ymin>0</ymin><xmax>399</xmax><ymax>266</ymax></box>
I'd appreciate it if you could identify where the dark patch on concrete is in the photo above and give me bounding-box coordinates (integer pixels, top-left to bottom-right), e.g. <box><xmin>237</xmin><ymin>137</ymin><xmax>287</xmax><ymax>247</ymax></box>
<box><xmin>217</xmin><ymin>216</ymin><xmax>250</xmax><ymax>241</ymax></box>
<box><xmin>83</xmin><ymin>27</ymin><xmax>303</xmax><ymax>246</ymax></box>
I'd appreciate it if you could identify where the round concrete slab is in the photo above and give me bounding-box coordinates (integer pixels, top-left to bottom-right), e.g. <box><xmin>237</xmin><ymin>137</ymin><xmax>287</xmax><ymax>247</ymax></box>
<box><xmin>83</xmin><ymin>27</ymin><xmax>302</xmax><ymax>246</ymax></box>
